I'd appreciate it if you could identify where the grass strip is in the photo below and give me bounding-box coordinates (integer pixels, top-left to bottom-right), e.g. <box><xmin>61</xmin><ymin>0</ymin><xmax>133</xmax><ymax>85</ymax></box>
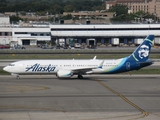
<box><xmin>0</xmin><ymin>54</ymin><xmax>160</xmax><ymax>59</ymax></box>
<box><xmin>126</xmin><ymin>69</ymin><xmax>160</xmax><ymax>74</ymax></box>
<box><xmin>0</xmin><ymin>70</ymin><xmax>10</xmax><ymax>75</ymax></box>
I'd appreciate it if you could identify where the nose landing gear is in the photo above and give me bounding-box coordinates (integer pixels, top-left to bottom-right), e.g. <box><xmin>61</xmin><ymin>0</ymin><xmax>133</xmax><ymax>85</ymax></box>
<box><xmin>11</xmin><ymin>73</ymin><xmax>20</xmax><ymax>79</ymax></box>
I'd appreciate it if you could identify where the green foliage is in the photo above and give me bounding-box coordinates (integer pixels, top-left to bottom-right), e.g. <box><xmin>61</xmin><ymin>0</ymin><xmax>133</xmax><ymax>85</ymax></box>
<box><xmin>10</xmin><ymin>15</ymin><xmax>23</xmax><ymax>23</ymax></box>
<box><xmin>64</xmin><ymin>5</ymin><xmax>74</xmax><ymax>12</ymax></box>
<box><xmin>0</xmin><ymin>0</ymin><xmax>157</xmax><ymax>22</ymax></box>
<box><xmin>0</xmin><ymin>0</ymin><xmax>104</xmax><ymax>13</ymax></box>
<box><xmin>0</xmin><ymin>70</ymin><xmax>10</xmax><ymax>75</ymax></box>
<box><xmin>108</xmin><ymin>4</ymin><xmax>155</xmax><ymax>23</ymax></box>
<box><xmin>134</xmin><ymin>11</ymin><xmax>155</xmax><ymax>20</ymax></box>
<box><xmin>0</xmin><ymin>0</ymin><xmax>7</xmax><ymax>12</ymax></box>
<box><xmin>20</xmin><ymin>11</ymin><xmax>26</xmax><ymax>16</ymax></box>
<box><xmin>129</xmin><ymin>69</ymin><xmax>160</xmax><ymax>74</ymax></box>
<box><xmin>108</xmin><ymin>4</ymin><xmax>130</xmax><ymax>23</ymax></box>
<box><xmin>108</xmin><ymin>4</ymin><xmax>128</xmax><ymax>17</ymax></box>
<box><xmin>62</xmin><ymin>14</ymin><xmax>73</xmax><ymax>20</ymax></box>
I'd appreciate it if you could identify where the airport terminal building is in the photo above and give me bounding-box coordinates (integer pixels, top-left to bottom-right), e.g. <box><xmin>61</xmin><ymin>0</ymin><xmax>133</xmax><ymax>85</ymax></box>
<box><xmin>50</xmin><ymin>24</ymin><xmax>160</xmax><ymax>45</ymax></box>
<box><xmin>1</xmin><ymin>17</ymin><xmax>160</xmax><ymax>46</ymax></box>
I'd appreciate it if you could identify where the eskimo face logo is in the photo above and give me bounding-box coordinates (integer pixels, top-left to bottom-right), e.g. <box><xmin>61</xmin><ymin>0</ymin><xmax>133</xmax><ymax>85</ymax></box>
<box><xmin>138</xmin><ymin>45</ymin><xmax>149</xmax><ymax>59</ymax></box>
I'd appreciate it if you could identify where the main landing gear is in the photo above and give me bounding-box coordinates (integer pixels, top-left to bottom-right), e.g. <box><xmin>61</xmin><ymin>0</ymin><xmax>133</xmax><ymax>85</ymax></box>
<box><xmin>16</xmin><ymin>75</ymin><xmax>20</xmax><ymax>79</ymax></box>
<box><xmin>78</xmin><ymin>74</ymin><xmax>83</xmax><ymax>79</ymax></box>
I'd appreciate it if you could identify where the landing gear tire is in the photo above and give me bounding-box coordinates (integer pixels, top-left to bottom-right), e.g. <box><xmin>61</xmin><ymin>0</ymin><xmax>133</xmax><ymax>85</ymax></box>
<box><xmin>16</xmin><ymin>76</ymin><xmax>20</xmax><ymax>79</ymax></box>
<box><xmin>78</xmin><ymin>74</ymin><xmax>83</xmax><ymax>79</ymax></box>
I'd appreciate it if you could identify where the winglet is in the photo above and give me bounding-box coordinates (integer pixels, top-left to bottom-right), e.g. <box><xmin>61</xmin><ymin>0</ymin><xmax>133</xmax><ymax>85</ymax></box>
<box><xmin>93</xmin><ymin>56</ymin><xmax>97</xmax><ymax>60</ymax></box>
<box><xmin>98</xmin><ymin>60</ymin><xmax>104</xmax><ymax>69</ymax></box>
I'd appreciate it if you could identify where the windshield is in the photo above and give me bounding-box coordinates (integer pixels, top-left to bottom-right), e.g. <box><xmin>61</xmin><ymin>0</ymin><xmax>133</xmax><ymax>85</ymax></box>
<box><xmin>8</xmin><ymin>64</ymin><xmax>15</xmax><ymax>66</ymax></box>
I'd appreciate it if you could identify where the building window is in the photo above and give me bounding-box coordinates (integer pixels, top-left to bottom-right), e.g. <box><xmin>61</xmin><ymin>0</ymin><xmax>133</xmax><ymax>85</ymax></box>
<box><xmin>15</xmin><ymin>32</ymin><xmax>28</xmax><ymax>34</ymax></box>
<box><xmin>5</xmin><ymin>32</ymin><xmax>8</xmax><ymax>36</ymax></box>
<box><xmin>31</xmin><ymin>33</ymin><xmax>37</xmax><ymax>36</ymax></box>
<box><xmin>155</xmin><ymin>5</ymin><xmax>156</xmax><ymax>12</ymax></box>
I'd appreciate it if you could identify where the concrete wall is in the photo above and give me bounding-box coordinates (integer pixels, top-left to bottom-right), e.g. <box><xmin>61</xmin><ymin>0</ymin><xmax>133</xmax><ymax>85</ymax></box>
<box><xmin>0</xmin><ymin>27</ymin><xmax>12</xmax><ymax>44</ymax></box>
<box><xmin>0</xmin><ymin>17</ymin><xmax>10</xmax><ymax>25</ymax></box>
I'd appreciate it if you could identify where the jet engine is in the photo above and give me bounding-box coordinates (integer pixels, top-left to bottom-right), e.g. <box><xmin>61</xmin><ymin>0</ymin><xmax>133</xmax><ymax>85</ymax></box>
<box><xmin>56</xmin><ymin>69</ymin><xmax>73</xmax><ymax>78</ymax></box>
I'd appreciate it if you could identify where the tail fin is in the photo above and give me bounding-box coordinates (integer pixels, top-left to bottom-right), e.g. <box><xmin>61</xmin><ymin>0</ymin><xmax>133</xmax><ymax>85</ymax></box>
<box><xmin>128</xmin><ymin>35</ymin><xmax>154</xmax><ymax>62</ymax></box>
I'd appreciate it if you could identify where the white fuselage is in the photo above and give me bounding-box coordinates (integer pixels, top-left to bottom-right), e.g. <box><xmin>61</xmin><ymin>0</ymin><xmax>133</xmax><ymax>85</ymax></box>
<box><xmin>3</xmin><ymin>58</ymin><xmax>124</xmax><ymax>75</ymax></box>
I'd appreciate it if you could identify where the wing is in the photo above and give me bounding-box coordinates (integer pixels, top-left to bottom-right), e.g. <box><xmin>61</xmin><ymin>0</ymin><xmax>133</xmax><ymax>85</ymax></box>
<box><xmin>68</xmin><ymin>60</ymin><xmax>104</xmax><ymax>74</ymax></box>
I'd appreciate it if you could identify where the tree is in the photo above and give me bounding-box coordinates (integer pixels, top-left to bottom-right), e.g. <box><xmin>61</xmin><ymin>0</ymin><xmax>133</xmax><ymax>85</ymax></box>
<box><xmin>61</xmin><ymin>14</ymin><xmax>73</xmax><ymax>20</ymax></box>
<box><xmin>20</xmin><ymin>11</ymin><xmax>26</xmax><ymax>16</ymax></box>
<box><xmin>64</xmin><ymin>5</ymin><xmax>74</xmax><ymax>12</ymax></box>
<box><xmin>53</xmin><ymin>5</ymin><xmax>64</xmax><ymax>14</ymax></box>
<box><xmin>10</xmin><ymin>15</ymin><xmax>23</xmax><ymax>23</ymax></box>
<box><xmin>2</xmin><ymin>0</ymin><xmax>105</xmax><ymax>16</ymax></box>
<box><xmin>108</xmin><ymin>4</ymin><xmax>130</xmax><ymax>23</ymax></box>
<box><xmin>0</xmin><ymin>0</ymin><xmax>7</xmax><ymax>12</ymax></box>
<box><xmin>108</xmin><ymin>4</ymin><xmax>128</xmax><ymax>17</ymax></box>
<box><xmin>134</xmin><ymin>11</ymin><xmax>155</xmax><ymax>23</ymax></box>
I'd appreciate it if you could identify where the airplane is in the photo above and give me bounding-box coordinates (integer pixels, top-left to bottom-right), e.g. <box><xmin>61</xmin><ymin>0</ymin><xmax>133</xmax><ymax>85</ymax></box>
<box><xmin>3</xmin><ymin>35</ymin><xmax>154</xmax><ymax>79</ymax></box>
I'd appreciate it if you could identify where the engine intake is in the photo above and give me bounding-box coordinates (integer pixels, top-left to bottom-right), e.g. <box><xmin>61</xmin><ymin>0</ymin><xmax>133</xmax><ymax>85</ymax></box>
<box><xmin>57</xmin><ymin>69</ymin><xmax>73</xmax><ymax>78</ymax></box>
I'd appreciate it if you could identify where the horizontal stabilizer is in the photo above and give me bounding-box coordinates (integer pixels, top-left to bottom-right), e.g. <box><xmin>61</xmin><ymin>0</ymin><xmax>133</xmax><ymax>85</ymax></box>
<box><xmin>139</xmin><ymin>61</ymin><xmax>153</xmax><ymax>66</ymax></box>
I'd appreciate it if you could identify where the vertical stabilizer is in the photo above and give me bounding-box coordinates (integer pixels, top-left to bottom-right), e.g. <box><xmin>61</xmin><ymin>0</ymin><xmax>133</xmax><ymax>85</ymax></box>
<box><xmin>128</xmin><ymin>35</ymin><xmax>154</xmax><ymax>62</ymax></box>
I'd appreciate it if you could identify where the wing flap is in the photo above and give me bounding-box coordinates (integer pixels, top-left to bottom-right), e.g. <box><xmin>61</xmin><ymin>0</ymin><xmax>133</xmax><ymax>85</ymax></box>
<box><xmin>68</xmin><ymin>60</ymin><xmax>105</xmax><ymax>74</ymax></box>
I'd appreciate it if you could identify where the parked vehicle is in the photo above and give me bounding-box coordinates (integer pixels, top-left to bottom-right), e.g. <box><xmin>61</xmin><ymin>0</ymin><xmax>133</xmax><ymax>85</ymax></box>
<box><xmin>134</xmin><ymin>38</ymin><xmax>144</xmax><ymax>46</ymax></box>
<box><xmin>62</xmin><ymin>44</ymin><xmax>68</xmax><ymax>49</ymax></box>
<box><xmin>86</xmin><ymin>38</ymin><xmax>96</xmax><ymax>49</ymax></box>
<box><xmin>66</xmin><ymin>38</ymin><xmax>75</xmax><ymax>47</ymax></box>
<box><xmin>111</xmin><ymin>38</ymin><xmax>119</xmax><ymax>46</ymax></box>
<box><xmin>10</xmin><ymin>44</ymin><xmax>25</xmax><ymax>49</ymax></box>
<box><xmin>0</xmin><ymin>44</ymin><xmax>10</xmax><ymax>49</ymax></box>
<box><xmin>55</xmin><ymin>38</ymin><xmax>65</xmax><ymax>47</ymax></box>
<box><xmin>154</xmin><ymin>37</ymin><xmax>160</xmax><ymax>45</ymax></box>
<box><xmin>37</xmin><ymin>44</ymin><xmax>43</xmax><ymax>47</ymax></box>
<box><xmin>41</xmin><ymin>44</ymin><xmax>53</xmax><ymax>49</ymax></box>
<box><xmin>56</xmin><ymin>45</ymin><xmax>61</xmax><ymax>49</ymax></box>
<box><xmin>16</xmin><ymin>45</ymin><xmax>25</xmax><ymax>49</ymax></box>
<box><xmin>74</xmin><ymin>43</ymin><xmax>81</xmax><ymax>48</ymax></box>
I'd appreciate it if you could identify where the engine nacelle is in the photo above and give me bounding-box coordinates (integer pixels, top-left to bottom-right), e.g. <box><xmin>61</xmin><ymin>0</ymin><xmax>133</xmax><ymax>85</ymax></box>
<box><xmin>57</xmin><ymin>69</ymin><xmax>73</xmax><ymax>78</ymax></box>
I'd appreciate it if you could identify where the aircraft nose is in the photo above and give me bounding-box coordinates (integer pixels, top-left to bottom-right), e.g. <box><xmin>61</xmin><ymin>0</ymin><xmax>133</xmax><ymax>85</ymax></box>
<box><xmin>3</xmin><ymin>66</ymin><xmax>9</xmax><ymax>72</ymax></box>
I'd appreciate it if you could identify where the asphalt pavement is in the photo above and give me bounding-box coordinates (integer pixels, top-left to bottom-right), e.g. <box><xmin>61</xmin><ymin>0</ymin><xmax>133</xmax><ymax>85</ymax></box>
<box><xmin>0</xmin><ymin>75</ymin><xmax>160</xmax><ymax>120</ymax></box>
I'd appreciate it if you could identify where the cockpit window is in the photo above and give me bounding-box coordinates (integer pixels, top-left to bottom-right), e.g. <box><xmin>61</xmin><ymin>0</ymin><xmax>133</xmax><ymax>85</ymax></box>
<box><xmin>9</xmin><ymin>64</ymin><xmax>15</xmax><ymax>66</ymax></box>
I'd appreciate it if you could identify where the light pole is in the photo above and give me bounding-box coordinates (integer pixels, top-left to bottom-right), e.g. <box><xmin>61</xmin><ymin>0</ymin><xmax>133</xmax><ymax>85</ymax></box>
<box><xmin>134</xmin><ymin>17</ymin><xmax>137</xmax><ymax>23</ymax></box>
<box><xmin>3</xmin><ymin>38</ymin><xmax>6</xmax><ymax>45</ymax></box>
<box><xmin>154</xmin><ymin>13</ymin><xmax>157</xmax><ymax>23</ymax></box>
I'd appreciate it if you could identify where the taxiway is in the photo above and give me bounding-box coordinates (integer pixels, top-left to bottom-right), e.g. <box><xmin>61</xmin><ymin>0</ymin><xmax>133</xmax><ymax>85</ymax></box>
<box><xmin>0</xmin><ymin>75</ymin><xmax>160</xmax><ymax>120</ymax></box>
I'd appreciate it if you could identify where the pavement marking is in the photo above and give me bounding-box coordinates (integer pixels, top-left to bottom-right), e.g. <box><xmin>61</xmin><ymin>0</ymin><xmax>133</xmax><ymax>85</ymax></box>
<box><xmin>94</xmin><ymin>78</ymin><xmax>149</xmax><ymax>120</ymax></box>
<box><xmin>0</xmin><ymin>84</ymin><xmax>50</xmax><ymax>93</ymax></box>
